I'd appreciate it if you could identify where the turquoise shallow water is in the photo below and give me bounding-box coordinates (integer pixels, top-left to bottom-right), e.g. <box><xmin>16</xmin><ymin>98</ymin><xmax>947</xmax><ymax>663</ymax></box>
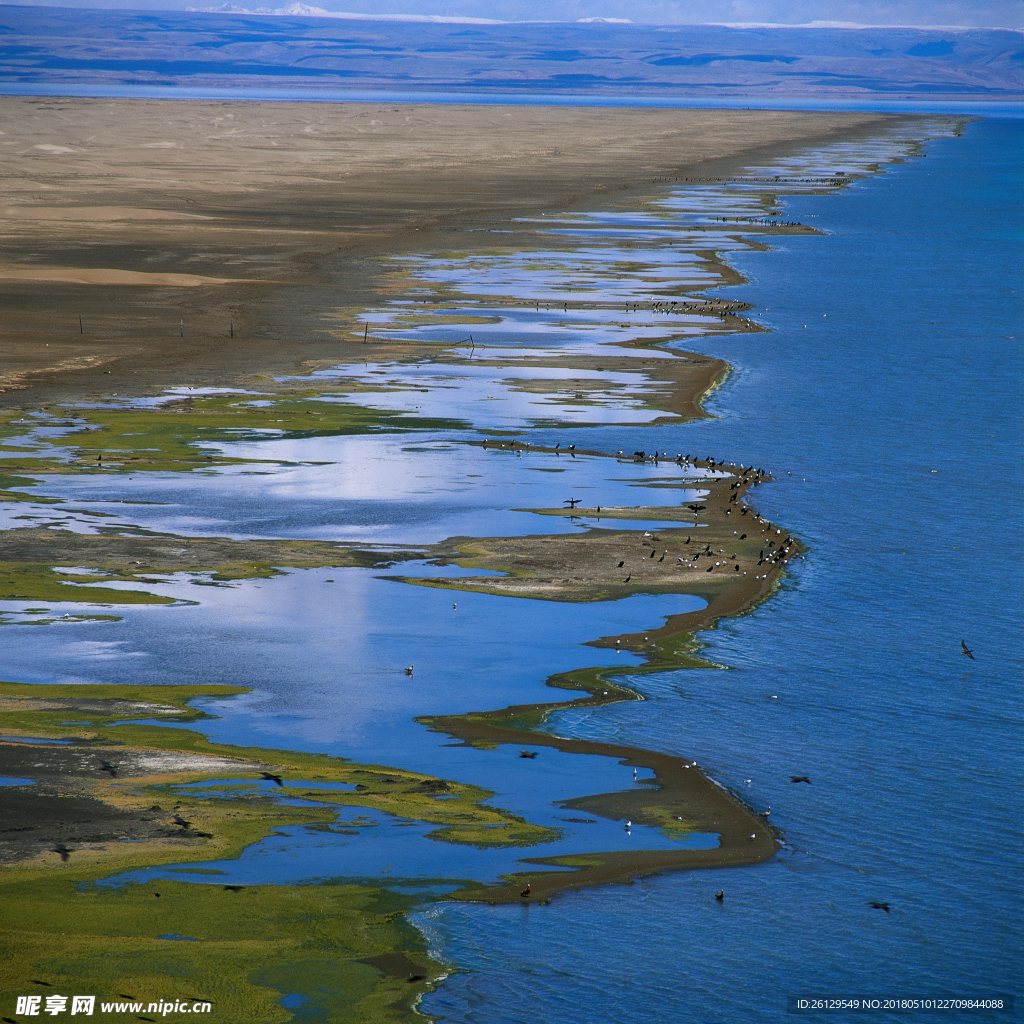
<box><xmin>1</xmin><ymin>116</ymin><xmax>1020</xmax><ymax>1019</ymax></box>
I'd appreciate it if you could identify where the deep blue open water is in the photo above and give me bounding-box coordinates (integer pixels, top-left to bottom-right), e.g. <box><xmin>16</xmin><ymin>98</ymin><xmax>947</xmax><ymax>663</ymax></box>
<box><xmin>414</xmin><ymin>118</ymin><xmax>1024</xmax><ymax>1021</ymax></box>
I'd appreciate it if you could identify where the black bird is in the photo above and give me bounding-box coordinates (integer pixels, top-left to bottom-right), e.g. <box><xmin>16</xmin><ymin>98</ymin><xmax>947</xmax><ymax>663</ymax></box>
<box><xmin>223</xmin><ymin>885</ymin><xmax>244</xmax><ymax>892</ymax></box>
<box><xmin>617</xmin><ymin>561</ymin><xmax>624</xmax><ymax>568</ymax></box>
<box><xmin>568</xmin><ymin>444</ymin><xmax>575</xmax><ymax>451</ymax></box>
<box><xmin>518</xmin><ymin>751</ymin><xmax>537</xmax><ymax>759</ymax></box>
<box><xmin>687</xmin><ymin>504</ymin><xmax>706</xmax><ymax>512</ymax></box>
<box><xmin>740</xmin><ymin>534</ymin><xmax>746</xmax><ymax>540</ymax></box>
<box><xmin>960</xmin><ymin>640</ymin><xmax>975</xmax><ymax>660</ymax></box>
<box><xmin>172</xmin><ymin>814</ymin><xmax>192</xmax><ymax>827</ymax></box>
<box><xmin>53</xmin><ymin>843</ymin><xmax>72</xmax><ymax>862</ymax></box>
<box><xmin>715</xmin><ymin>890</ymin><xmax>724</xmax><ymax>901</ymax></box>
<box><xmin>869</xmin><ymin>901</ymin><xmax>891</xmax><ymax>914</ymax></box>
<box><xmin>658</xmin><ymin>553</ymin><xmax>665</xmax><ymax>562</ymax></box>
<box><xmin>650</xmin><ymin>549</ymin><xmax>656</xmax><ymax>558</ymax></box>
<box><xmin>99</xmin><ymin>760</ymin><xmax>117</xmax><ymax>777</ymax></box>
<box><xmin>624</xmin><ymin>575</ymin><xmax>631</xmax><ymax>583</ymax></box>
<box><xmin>789</xmin><ymin>776</ymin><xmax>812</xmax><ymax>784</ymax></box>
<box><xmin>260</xmin><ymin>772</ymin><xmax>284</xmax><ymax>786</ymax></box>
<box><xmin>684</xmin><ymin>536</ymin><xmax>690</xmax><ymax>544</ymax></box>
<box><xmin>554</xmin><ymin>443</ymin><xmax>559</xmax><ymax>450</ymax></box>
<box><xmin>564</xmin><ymin>498</ymin><xmax>581</xmax><ymax>508</ymax></box>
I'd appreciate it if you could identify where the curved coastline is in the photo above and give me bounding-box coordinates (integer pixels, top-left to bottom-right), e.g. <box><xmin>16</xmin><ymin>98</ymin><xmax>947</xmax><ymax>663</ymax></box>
<box><xmin>0</xmin><ymin>102</ymin><xmax>965</xmax><ymax>1018</ymax></box>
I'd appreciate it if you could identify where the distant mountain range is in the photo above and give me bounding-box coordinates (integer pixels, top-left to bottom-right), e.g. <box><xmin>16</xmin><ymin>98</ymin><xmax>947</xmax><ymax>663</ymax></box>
<box><xmin>1</xmin><ymin>6</ymin><xmax>1020</xmax><ymax>99</ymax></box>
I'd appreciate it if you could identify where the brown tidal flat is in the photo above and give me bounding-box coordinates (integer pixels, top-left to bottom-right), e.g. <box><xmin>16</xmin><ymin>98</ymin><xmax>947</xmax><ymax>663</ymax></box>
<box><xmin>0</xmin><ymin>96</ymin><xmax>895</xmax><ymax>404</ymax></box>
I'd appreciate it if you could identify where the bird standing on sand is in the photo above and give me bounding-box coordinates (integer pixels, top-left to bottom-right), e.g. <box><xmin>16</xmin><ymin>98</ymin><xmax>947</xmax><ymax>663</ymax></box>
<box><xmin>520</xmin><ymin>883</ymin><xmax>531</xmax><ymax>897</ymax></box>
<box><xmin>960</xmin><ymin>640</ymin><xmax>974</xmax><ymax>660</ymax></box>
<box><xmin>260</xmin><ymin>772</ymin><xmax>284</xmax><ymax>786</ymax></box>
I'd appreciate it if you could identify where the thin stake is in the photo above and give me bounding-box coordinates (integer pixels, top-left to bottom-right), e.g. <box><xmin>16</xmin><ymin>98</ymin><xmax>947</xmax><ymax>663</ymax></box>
<box><xmin>79</xmin><ymin>314</ymin><xmax>83</xmax><ymax>334</ymax></box>
<box><xmin>363</xmin><ymin>323</ymin><xmax>368</xmax><ymax>344</ymax></box>
<box><xmin>230</xmin><ymin>320</ymin><xmax>234</xmax><ymax>338</ymax></box>
<box><xmin>180</xmin><ymin>319</ymin><xmax>184</xmax><ymax>338</ymax></box>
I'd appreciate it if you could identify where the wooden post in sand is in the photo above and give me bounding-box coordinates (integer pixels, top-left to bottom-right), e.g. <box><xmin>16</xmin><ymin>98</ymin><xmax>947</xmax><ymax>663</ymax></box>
<box><xmin>180</xmin><ymin>319</ymin><xmax>184</xmax><ymax>338</ymax></box>
<box><xmin>230</xmin><ymin>320</ymin><xmax>234</xmax><ymax>338</ymax></box>
<box><xmin>79</xmin><ymin>314</ymin><xmax>83</xmax><ymax>334</ymax></box>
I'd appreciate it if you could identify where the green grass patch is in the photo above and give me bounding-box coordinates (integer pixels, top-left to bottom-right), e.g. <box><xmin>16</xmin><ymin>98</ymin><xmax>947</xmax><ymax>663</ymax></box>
<box><xmin>0</xmin><ymin>878</ymin><xmax>440</xmax><ymax>1024</ymax></box>
<box><xmin>0</xmin><ymin>564</ymin><xmax>175</xmax><ymax>605</ymax></box>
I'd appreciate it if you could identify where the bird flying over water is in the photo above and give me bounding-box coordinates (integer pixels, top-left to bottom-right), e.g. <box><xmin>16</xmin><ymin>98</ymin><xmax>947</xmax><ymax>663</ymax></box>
<box><xmin>789</xmin><ymin>776</ymin><xmax>812</xmax><ymax>784</ymax></box>
<box><xmin>518</xmin><ymin>751</ymin><xmax>537</xmax><ymax>759</ymax></box>
<box><xmin>869</xmin><ymin>901</ymin><xmax>891</xmax><ymax>914</ymax></box>
<box><xmin>260</xmin><ymin>772</ymin><xmax>284</xmax><ymax>786</ymax></box>
<box><xmin>960</xmin><ymin>640</ymin><xmax>974</xmax><ymax>660</ymax></box>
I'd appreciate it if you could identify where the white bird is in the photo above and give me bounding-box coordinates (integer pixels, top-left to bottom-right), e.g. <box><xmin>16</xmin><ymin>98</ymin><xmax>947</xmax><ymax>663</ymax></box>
<box><xmin>624</xmin><ymin>820</ymin><xmax>632</xmax><ymax>831</ymax></box>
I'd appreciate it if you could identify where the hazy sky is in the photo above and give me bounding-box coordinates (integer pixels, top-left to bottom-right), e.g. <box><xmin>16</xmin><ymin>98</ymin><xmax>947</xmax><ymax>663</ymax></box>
<box><xmin>5</xmin><ymin>0</ymin><xmax>1022</xmax><ymax>27</ymax></box>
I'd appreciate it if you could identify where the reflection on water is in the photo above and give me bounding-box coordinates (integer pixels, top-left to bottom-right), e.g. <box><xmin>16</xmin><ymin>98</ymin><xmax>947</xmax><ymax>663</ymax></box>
<box><xmin>3</xmin><ymin>114</ymin><xmax>1013</xmax><ymax>1020</ymax></box>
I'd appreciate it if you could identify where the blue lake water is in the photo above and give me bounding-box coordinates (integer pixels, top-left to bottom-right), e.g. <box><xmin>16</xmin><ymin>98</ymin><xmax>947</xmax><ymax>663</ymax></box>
<box><xmin>413</xmin><ymin>118</ymin><xmax>1024</xmax><ymax>1022</ymax></box>
<box><xmin>1</xmin><ymin>114</ymin><xmax>1020</xmax><ymax>1020</ymax></box>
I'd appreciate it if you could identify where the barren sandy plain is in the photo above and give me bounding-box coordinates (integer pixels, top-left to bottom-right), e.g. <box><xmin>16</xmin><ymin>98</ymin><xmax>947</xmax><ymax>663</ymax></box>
<box><xmin>1</xmin><ymin>97</ymin><xmax>894</xmax><ymax>401</ymax></box>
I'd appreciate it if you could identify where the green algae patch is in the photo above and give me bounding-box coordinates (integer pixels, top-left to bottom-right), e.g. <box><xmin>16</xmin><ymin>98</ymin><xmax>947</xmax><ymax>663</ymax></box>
<box><xmin>0</xmin><ymin>682</ymin><xmax>560</xmax><ymax>860</ymax></box>
<box><xmin>0</xmin><ymin>473</ymin><xmax>60</xmax><ymax>503</ymax></box>
<box><xmin>0</xmin><ymin>392</ymin><xmax>467</xmax><ymax>488</ymax></box>
<box><xmin>0</xmin><ymin>564</ymin><xmax>175</xmax><ymax>605</ymax></box>
<box><xmin>0</xmin><ymin>877</ymin><xmax>442</xmax><ymax>1024</ymax></box>
<box><xmin>0</xmin><ymin>530</ymin><xmax>432</xmax><ymax>613</ymax></box>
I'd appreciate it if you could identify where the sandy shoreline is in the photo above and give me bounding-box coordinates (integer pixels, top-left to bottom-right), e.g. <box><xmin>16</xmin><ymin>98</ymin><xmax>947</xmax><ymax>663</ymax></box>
<box><xmin>0</xmin><ymin>97</ymin><xmax>896</xmax><ymax>405</ymax></box>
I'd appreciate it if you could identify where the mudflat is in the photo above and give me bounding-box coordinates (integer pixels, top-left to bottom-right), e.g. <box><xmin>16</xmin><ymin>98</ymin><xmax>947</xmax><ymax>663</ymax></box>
<box><xmin>1</xmin><ymin>97</ymin><xmax>893</xmax><ymax>402</ymax></box>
